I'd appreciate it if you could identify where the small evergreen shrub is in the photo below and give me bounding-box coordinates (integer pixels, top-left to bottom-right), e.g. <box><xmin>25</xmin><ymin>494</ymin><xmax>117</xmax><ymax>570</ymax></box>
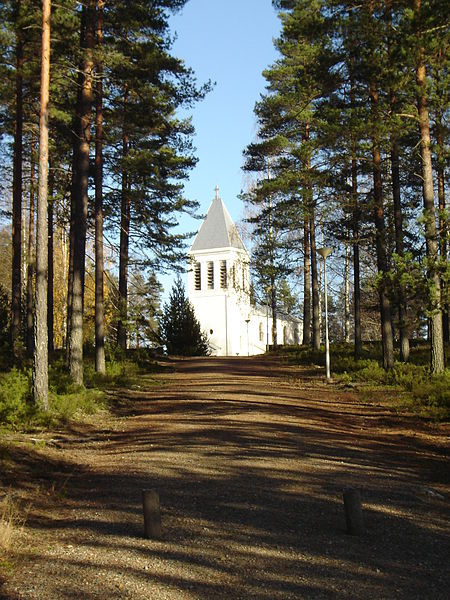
<box><xmin>48</xmin><ymin>388</ymin><xmax>105</xmax><ymax>424</ymax></box>
<box><xmin>0</xmin><ymin>369</ymin><xmax>33</xmax><ymax>428</ymax></box>
<box><xmin>275</xmin><ymin>343</ymin><xmax>449</xmax><ymax>420</ymax></box>
<box><xmin>158</xmin><ymin>277</ymin><xmax>210</xmax><ymax>356</ymax></box>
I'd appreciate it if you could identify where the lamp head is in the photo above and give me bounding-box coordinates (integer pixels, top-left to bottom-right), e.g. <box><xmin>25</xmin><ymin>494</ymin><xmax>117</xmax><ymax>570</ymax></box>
<box><xmin>317</xmin><ymin>247</ymin><xmax>333</xmax><ymax>259</ymax></box>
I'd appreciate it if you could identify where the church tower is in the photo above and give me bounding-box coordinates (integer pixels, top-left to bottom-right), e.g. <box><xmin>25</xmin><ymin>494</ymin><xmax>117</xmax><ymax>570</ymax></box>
<box><xmin>187</xmin><ymin>187</ymin><xmax>251</xmax><ymax>356</ymax></box>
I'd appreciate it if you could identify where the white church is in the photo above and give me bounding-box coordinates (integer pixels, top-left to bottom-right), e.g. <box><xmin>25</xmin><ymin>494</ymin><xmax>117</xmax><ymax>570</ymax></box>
<box><xmin>187</xmin><ymin>187</ymin><xmax>302</xmax><ymax>356</ymax></box>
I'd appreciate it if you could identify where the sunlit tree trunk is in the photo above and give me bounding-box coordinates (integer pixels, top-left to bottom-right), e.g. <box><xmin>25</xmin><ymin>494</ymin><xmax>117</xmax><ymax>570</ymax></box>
<box><xmin>348</xmin><ymin>6</ymin><xmax>362</xmax><ymax>359</ymax></box>
<box><xmin>12</xmin><ymin>1</ymin><xmax>24</xmax><ymax>356</ymax></box>
<box><xmin>414</xmin><ymin>0</ymin><xmax>445</xmax><ymax>373</ymax></box>
<box><xmin>271</xmin><ymin>275</ymin><xmax>277</xmax><ymax>347</ymax></box>
<box><xmin>352</xmin><ymin>163</ymin><xmax>362</xmax><ymax>359</ymax></box>
<box><xmin>435</xmin><ymin>109</ymin><xmax>448</xmax><ymax>342</ymax></box>
<box><xmin>26</xmin><ymin>134</ymin><xmax>36</xmax><ymax>357</ymax></box>
<box><xmin>386</xmin><ymin>0</ymin><xmax>409</xmax><ymax>362</ymax></box>
<box><xmin>368</xmin><ymin>0</ymin><xmax>394</xmax><ymax>370</ymax></box>
<box><xmin>344</xmin><ymin>238</ymin><xmax>351</xmax><ymax>343</ymax></box>
<box><xmin>304</xmin><ymin>125</ymin><xmax>320</xmax><ymax>351</ymax></box>
<box><xmin>117</xmin><ymin>85</ymin><xmax>129</xmax><ymax>351</ymax></box>
<box><xmin>391</xmin><ymin>137</ymin><xmax>409</xmax><ymax>362</ymax></box>
<box><xmin>33</xmin><ymin>0</ymin><xmax>51</xmax><ymax>409</ymax></box>
<box><xmin>47</xmin><ymin>164</ymin><xmax>54</xmax><ymax>354</ymax></box>
<box><xmin>69</xmin><ymin>0</ymin><xmax>95</xmax><ymax>384</ymax></box>
<box><xmin>370</xmin><ymin>102</ymin><xmax>394</xmax><ymax>370</ymax></box>
<box><xmin>302</xmin><ymin>215</ymin><xmax>311</xmax><ymax>345</ymax></box>
<box><xmin>95</xmin><ymin>0</ymin><xmax>105</xmax><ymax>373</ymax></box>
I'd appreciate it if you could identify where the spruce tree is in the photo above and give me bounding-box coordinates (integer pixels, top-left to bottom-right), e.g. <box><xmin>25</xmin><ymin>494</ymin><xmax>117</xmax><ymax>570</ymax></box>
<box><xmin>159</xmin><ymin>278</ymin><xmax>209</xmax><ymax>356</ymax></box>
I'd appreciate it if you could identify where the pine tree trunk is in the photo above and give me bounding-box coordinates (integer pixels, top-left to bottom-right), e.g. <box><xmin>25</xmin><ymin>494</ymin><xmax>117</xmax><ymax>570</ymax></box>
<box><xmin>310</xmin><ymin>212</ymin><xmax>320</xmax><ymax>351</ymax></box>
<box><xmin>305</xmin><ymin>125</ymin><xmax>320</xmax><ymax>351</ymax></box>
<box><xmin>47</xmin><ymin>165</ymin><xmax>54</xmax><ymax>354</ymax></box>
<box><xmin>33</xmin><ymin>0</ymin><xmax>50</xmax><ymax>409</ymax></box>
<box><xmin>26</xmin><ymin>134</ymin><xmax>36</xmax><ymax>357</ymax></box>
<box><xmin>391</xmin><ymin>139</ymin><xmax>409</xmax><ymax>362</ymax></box>
<box><xmin>66</xmin><ymin>12</ymin><xmax>85</xmax><ymax>360</ymax></box>
<box><xmin>369</xmin><ymin>79</ymin><xmax>394</xmax><ymax>370</ymax></box>
<box><xmin>66</xmin><ymin>145</ymin><xmax>77</xmax><ymax>357</ymax></box>
<box><xmin>94</xmin><ymin>0</ymin><xmax>105</xmax><ymax>373</ymax></box>
<box><xmin>351</xmin><ymin>148</ymin><xmax>362</xmax><ymax>359</ymax></box>
<box><xmin>117</xmin><ymin>85</ymin><xmax>130</xmax><ymax>351</ymax></box>
<box><xmin>352</xmin><ymin>212</ymin><xmax>362</xmax><ymax>358</ymax></box>
<box><xmin>435</xmin><ymin>110</ymin><xmax>448</xmax><ymax>343</ymax></box>
<box><xmin>271</xmin><ymin>276</ymin><xmax>277</xmax><ymax>347</ymax></box>
<box><xmin>303</xmin><ymin>215</ymin><xmax>311</xmax><ymax>345</ymax></box>
<box><xmin>387</xmin><ymin>2</ymin><xmax>409</xmax><ymax>362</ymax></box>
<box><xmin>349</xmin><ymin>8</ymin><xmax>362</xmax><ymax>360</ymax></box>
<box><xmin>344</xmin><ymin>238</ymin><xmax>351</xmax><ymax>343</ymax></box>
<box><xmin>12</xmin><ymin>6</ymin><xmax>24</xmax><ymax>355</ymax></box>
<box><xmin>69</xmin><ymin>0</ymin><xmax>95</xmax><ymax>385</ymax></box>
<box><xmin>414</xmin><ymin>0</ymin><xmax>445</xmax><ymax>372</ymax></box>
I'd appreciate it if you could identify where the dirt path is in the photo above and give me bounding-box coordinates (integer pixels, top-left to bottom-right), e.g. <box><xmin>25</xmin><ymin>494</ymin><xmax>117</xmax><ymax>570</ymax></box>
<box><xmin>1</xmin><ymin>356</ymin><xmax>449</xmax><ymax>599</ymax></box>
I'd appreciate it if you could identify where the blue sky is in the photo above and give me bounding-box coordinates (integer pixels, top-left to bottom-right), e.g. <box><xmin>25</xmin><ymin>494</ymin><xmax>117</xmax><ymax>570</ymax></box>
<box><xmin>169</xmin><ymin>0</ymin><xmax>281</xmax><ymax>244</ymax></box>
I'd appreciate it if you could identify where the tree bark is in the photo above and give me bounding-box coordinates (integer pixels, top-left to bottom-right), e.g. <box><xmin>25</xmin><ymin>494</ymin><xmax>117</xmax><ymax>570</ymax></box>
<box><xmin>368</xmin><ymin>27</ymin><xmax>394</xmax><ymax>370</ymax></box>
<box><xmin>12</xmin><ymin>3</ymin><xmax>24</xmax><ymax>355</ymax></box>
<box><xmin>271</xmin><ymin>276</ymin><xmax>277</xmax><ymax>347</ymax></box>
<box><xmin>344</xmin><ymin>238</ymin><xmax>351</xmax><ymax>343</ymax></box>
<box><xmin>414</xmin><ymin>0</ymin><xmax>445</xmax><ymax>373</ymax></box>
<box><xmin>66</xmin><ymin>11</ymin><xmax>85</xmax><ymax>360</ymax></box>
<box><xmin>302</xmin><ymin>214</ymin><xmax>311</xmax><ymax>345</ymax></box>
<box><xmin>386</xmin><ymin>1</ymin><xmax>409</xmax><ymax>362</ymax></box>
<box><xmin>117</xmin><ymin>85</ymin><xmax>130</xmax><ymax>351</ymax></box>
<box><xmin>349</xmin><ymin>6</ymin><xmax>362</xmax><ymax>359</ymax></box>
<box><xmin>69</xmin><ymin>0</ymin><xmax>95</xmax><ymax>384</ymax></box>
<box><xmin>95</xmin><ymin>0</ymin><xmax>105</xmax><ymax>373</ymax></box>
<box><xmin>66</xmin><ymin>141</ymin><xmax>77</xmax><ymax>357</ymax></box>
<box><xmin>26</xmin><ymin>134</ymin><xmax>36</xmax><ymax>357</ymax></box>
<box><xmin>371</xmin><ymin>134</ymin><xmax>394</xmax><ymax>370</ymax></box>
<box><xmin>304</xmin><ymin>124</ymin><xmax>320</xmax><ymax>351</ymax></box>
<box><xmin>33</xmin><ymin>0</ymin><xmax>51</xmax><ymax>409</ymax></box>
<box><xmin>310</xmin><ymin>211</ymin><xmax>320</xmax><ymax>351</ymax></box>
<box><xmin>47</xmin><ymin>164</ymin><xmax>54</xmax><ymax>354</ymax></box>
<box><xmin>391</xmin><ymin>138</ymin><xmax>409</xmax><ymax>362</ymax></box>
<box><xmin>435</xmin><ymin>109</ymin><xmax>448</xmax><ymax>343</ymax></box>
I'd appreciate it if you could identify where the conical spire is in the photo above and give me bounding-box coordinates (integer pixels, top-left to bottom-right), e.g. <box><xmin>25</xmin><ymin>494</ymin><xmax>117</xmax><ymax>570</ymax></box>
<box><xmin>190</xmin><ymin>187</ymin><xmax>246</xmax><ymax>252</ymax></box>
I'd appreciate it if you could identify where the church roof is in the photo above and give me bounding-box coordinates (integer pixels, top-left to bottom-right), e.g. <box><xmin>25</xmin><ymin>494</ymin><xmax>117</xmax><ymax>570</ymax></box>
<box><xmin>190</xmin><ymin>187</ymin><xmax>246</xmax><ymax>253</ymax></box>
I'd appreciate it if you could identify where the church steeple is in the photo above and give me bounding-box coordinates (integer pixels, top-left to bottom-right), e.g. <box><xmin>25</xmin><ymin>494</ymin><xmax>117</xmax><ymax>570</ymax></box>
<box><xmin>190</xmin><ymin>187</ymin><xmax>246</xmax><ymax>252</ymax></box>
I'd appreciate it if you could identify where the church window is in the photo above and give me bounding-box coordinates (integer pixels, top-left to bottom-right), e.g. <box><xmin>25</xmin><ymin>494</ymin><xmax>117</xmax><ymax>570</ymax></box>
<box><xmin>220</xmin><ymin>260</ymin><xmax>227</xmax><ymax>288</ymax></box>
<box><xmin>294</xmin><ymin>328</ymin><xmax>300</xmax><ymax>345</ymax></box>
<box><xmin>283</xmin><ymin>326</ymin><xmax>287</xmax><ymax>345</ymax></box>
<box><xmin>194</xmin><ymin>263</ymin><xmax>201</xmax><ymax>290</ymax></box>
<box><xmin>207</xmin><ymin>261</ymin><xmax>214</xmax><ymax>289</ymax></box>
<box><xmin>259</xmin><ymin>322</ymin><xmax>264</xmax><ymax>342</ymax></box>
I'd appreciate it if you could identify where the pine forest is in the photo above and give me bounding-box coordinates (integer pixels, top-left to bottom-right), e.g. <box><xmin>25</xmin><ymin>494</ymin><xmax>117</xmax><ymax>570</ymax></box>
<box><xmin>0</xmin><ymin>0</ymin><xmax>448</xmax><ymax>412</ymax></box>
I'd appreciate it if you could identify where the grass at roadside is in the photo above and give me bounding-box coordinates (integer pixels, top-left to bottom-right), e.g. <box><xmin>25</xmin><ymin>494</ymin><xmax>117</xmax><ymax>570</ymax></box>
<box><xmin>274</xmin><ymin>342</ymin><xmax>450</xmax><ymax>421</ymax></box>
<box><xmin>0</xmin><ymin>493</ymin><xmax>25</xmax><ymax>556</ymax></box>
<box><xmin>0</xmin><ymin>348</ymin><xmax>167</xmax><ymax>432</ymax></box>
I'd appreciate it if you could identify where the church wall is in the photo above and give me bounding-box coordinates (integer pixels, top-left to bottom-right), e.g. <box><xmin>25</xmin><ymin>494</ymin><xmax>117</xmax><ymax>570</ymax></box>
<box><xmin>188</xmin><ymin>247</ymin><xmax>251</xmax><ymax>356</ymax></box>
<box><xmin>247</xmin><ymin>312</ymin><xmax>302</xmax><ymax>356</ymax></box>
<box><xmin>187</xmin><ymin>194</ymin><xmax>302</xmax><ymax>357</ymax></box>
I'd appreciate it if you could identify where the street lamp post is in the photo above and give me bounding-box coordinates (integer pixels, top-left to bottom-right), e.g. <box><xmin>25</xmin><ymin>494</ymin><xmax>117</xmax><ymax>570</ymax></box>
<box><xmin>317</xmin><ymin>247</ymin><xmax>333</xmax><ymax>380</ymax></box>
<box><xmin>245</xmin><ymin>317</ymin><xmax>250</xmax><ymax>357</ymax></box>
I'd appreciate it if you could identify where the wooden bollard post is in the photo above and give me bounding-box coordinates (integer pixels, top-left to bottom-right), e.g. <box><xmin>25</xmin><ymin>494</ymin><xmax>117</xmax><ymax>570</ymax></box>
<box><xmin>343</xmin><ymin>488</ymin><xmax>364</xmax><ymax>535</ymax></box>
<box><xmin>142</xmin><ymin>489</ymin><xmax>162</xmax><ymax>539</ymax></box>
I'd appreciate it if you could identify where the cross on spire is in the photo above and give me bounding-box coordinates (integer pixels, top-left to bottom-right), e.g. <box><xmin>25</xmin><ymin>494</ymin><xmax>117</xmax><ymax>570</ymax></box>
<box><xmin>215</xmin><ymin>185</ymin><xmax>220</xmax><ymax>200</ymax></box>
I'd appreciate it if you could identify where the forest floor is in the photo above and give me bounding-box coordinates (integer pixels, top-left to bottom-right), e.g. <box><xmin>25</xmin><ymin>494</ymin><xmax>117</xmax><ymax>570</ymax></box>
<box><xmin>0</xmin><ymin>355</ymin><xmax>449</xmax><ymax>599</ymax></box>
